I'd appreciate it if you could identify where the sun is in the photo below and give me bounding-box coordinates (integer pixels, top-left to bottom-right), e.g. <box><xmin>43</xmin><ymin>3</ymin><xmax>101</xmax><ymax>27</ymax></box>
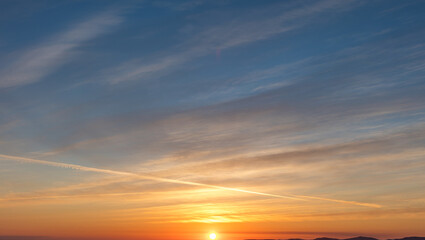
<box><xmin>209</xmin><ymin>233</ymin><xmax>217</xmax><ymax>240</ymax></box>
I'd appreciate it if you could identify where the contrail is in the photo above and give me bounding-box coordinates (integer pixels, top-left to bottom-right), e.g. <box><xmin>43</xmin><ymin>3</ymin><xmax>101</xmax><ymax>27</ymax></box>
<box><xmin>0</xmin><ymin>153</ymin><xmax>381</xmax><ymax>208</ymax></box>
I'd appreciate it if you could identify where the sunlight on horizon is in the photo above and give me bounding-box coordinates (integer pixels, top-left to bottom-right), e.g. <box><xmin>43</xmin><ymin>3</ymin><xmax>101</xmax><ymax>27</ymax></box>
<box><xmin>209</xmin><ymin>233</ymin><xmax>217</xmax><ymax>240</ymax></box>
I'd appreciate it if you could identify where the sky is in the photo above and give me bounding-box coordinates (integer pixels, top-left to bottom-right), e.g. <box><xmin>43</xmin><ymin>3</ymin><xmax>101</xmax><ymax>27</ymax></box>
<box><xmin>0</xmin><ymin>0</ymin><xmax>425</xmax><ymax>240</ymax></box>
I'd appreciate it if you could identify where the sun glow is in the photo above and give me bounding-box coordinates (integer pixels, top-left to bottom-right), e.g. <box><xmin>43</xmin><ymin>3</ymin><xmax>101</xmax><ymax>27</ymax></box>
<box><xmin>209</xmin><ymin>233</ymin><xmax>217</xmax><ymax>240</ymax></box>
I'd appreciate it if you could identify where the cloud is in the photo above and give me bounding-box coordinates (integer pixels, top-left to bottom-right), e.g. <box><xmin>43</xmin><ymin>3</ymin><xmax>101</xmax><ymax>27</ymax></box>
<box><xmin>168</xmin><ymin>124</ymin><xmax>425</xmax><ymax>172</ymax></box>
<box><xmin>0</xmin><ymin>153</ymin><xmax>381</xmax><ymax>208</ymax></box>
<box><xmin>33</xmin><ymin>26</ymin><xmax>425</xmax><ymax>164</ymax></box>
<box><xmin>0</xmin><ymin>9</ymin><xmax>123</xmax><ymax>88</ymax></box>
<box><xmin>103</xmin><ymin>0</ymin><xmax>355</xmax><ymax>84</ymax></box>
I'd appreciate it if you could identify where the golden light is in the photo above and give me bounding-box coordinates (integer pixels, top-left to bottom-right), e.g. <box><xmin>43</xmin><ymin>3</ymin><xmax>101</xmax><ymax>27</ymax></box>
<box><xmin>209</xmin><ymin>233</ymin><xmax>217</xmax><ymax>240</ymax></box>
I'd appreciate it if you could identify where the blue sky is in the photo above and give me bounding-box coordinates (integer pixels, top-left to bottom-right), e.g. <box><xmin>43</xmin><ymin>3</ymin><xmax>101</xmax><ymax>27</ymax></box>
<box><xmin>1</xmin><ymin>0</ymin><xmax>425</xmax><ymax>239</ymax></box>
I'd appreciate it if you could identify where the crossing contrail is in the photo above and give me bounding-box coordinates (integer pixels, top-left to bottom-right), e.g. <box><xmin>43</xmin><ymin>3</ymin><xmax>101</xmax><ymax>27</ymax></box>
<box><xmin>0</xmin><ymin>153</ymin><xmax>381</xmax><ymax>208</ymax></box>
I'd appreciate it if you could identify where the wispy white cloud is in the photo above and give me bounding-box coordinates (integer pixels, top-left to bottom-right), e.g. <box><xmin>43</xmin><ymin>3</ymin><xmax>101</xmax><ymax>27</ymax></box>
<box><xmin>0</xmin><ymin>153</ymin><xmax>381</xmax><ymax>208</ymax></box>
<box><xmin>0</xmin><ymin>9</ymin><xmax>123</xmax><ymax>89</ymax></box>
<box><xmin>104</xmin><ymin>0</ymin><xmax>355</xmax><ymax>84</ymax></box>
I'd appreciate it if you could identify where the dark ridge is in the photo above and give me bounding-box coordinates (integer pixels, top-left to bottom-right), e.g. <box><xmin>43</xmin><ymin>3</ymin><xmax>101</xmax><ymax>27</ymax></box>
<box><xmin>0</xmin><ymin>237</ymin><xmax>50</xmax><ymax>240</ymax></box>
<box><xmin>345</xmin><ymin>237</ymin><xmax>378</xmax><ymax>240</ymax></box>
<box><xmin>314</xmin><ymin>238</ymin><xmax>339</xmax><ymax>240</ymax></box>
<box><xmin>390</xmin><ymin>237</ymin><xmax>425</xmax><ymax>240</ymax></box>
<box><xmin>246</xmin><ymin>239</ymin><xmax>280</xmax><ymax>240</ymax></box>
<box><xmin>245</xmin><ymin>237</ymin><xmax>425</xmax><ymax>240</ymax></box>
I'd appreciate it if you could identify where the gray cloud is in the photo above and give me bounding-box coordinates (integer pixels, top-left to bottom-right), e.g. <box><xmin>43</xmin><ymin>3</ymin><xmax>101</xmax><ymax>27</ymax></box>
<box><xmin>0</xmin><ymin>9</ymin><xmax>123</xmax><ymax>88</ymax></box>
<box><xmin>103</xmin><ymin>0</ymin><xmax>356</xmax><ymax>84</ymax></box>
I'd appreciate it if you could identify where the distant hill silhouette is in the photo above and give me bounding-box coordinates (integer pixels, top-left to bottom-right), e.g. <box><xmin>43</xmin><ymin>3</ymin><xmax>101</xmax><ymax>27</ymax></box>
<box><xmin>390</xmin><ymin>237</ymin><xmax>425</xmax><ymax>240</ymax></box>
<box><xmin>314</xmin><ymin>237</ymin><xmax>339</xmax><ymax>240</ymax></box>
<box><xmin>344</xmin><ymin>237</ymin><xmax>378</xmax><ymax>240</ymax></box>
<box><xmin>245</xmin><ymin>236</ymin><xmax>425</xmax><ymax>240</ymax></box>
